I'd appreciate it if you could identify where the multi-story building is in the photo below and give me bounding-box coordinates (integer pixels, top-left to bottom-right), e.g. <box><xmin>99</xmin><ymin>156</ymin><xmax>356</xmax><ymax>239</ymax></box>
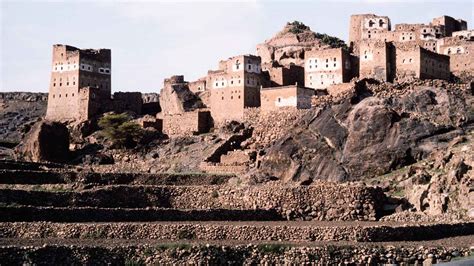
<box><xmin>46</xmin><ymin>44</ymin><xmax>111</xmax><ymax>121</ymax></box>
<box><xmin>304</xmin><ymin>48</ymin><xmax>353</xmax><ymax>89</ymax></box>
<box><xmin>207</xmin><ymin>54</ymin><xmax>263</xmax><ymax>123</ymax></box>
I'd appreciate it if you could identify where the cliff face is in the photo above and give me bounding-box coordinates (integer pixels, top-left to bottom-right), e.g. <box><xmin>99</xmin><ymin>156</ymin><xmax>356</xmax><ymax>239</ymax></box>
<box><xmin>256</xmin><ymin>21</ymin><xmax>346</xmax><ymax>68</ymax></box>
<box><xmin>256</xmin><ymin>81</ymin><xmax>473</xmax><ymax>183</ymax></box>
<box><xmin>0</xmin><ymin>92</ymin><xmax>47</xmax><ymax>143</ymax></box>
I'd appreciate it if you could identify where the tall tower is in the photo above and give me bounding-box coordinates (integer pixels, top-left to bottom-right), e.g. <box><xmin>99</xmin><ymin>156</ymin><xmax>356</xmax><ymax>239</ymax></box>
<box><xmin>46</xmin><ymin>44</ymin><xmax>111</xmax><ymax>121</ymax></box>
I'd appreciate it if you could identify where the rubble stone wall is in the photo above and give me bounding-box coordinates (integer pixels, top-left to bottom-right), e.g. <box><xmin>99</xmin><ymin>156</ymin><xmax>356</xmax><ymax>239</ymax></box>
<box><xmin>0</xmin><ymin>183</ymin><xmax>386</xmax><ymax>221</ymax></box>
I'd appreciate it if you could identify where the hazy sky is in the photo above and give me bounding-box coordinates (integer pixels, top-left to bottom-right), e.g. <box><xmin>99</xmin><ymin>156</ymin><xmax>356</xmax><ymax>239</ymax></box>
<box><xmin>1</xmin><ymin>0</ymin><xmax>472</xmax><ymax>93</ymax></box>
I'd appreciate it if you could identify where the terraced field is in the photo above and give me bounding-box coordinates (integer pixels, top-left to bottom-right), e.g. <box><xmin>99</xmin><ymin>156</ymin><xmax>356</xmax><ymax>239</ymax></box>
<box><xmin>0</xmin><ymin>160</ymin><xmax>473</xmax><ymax>264</ymax></box>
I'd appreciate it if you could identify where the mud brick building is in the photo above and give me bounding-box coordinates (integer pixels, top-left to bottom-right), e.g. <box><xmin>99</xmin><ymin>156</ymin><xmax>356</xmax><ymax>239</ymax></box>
<box><xmin>305</xmin><ymin>48</ymin><xmax>353</xmax><ymax>89</ymax></box>
<box><xmin>208</xmin><ymin>55</ymin><xmax>263</xmax><ymax>123</ymax></box>
<box><xmin>438</xmin><ymin>35</ymin><xmax>474</xmax><ymax>76</ymax></box>
<box><xmin>46</xmin><ymin>45</ymin><xmax>111</xmax><ymax>121</ymax></box>
<box><xmin>359</xmin><ymin>41</ymin><xmax>394</xmax><ymax>81</ymax></box>
<box><xmin>260</xmin><ymin>85</ymin><xmax>314</xmax><ymax>112</ymax></box>
<box><xmin>46</xmin><ymin>44</ymin><xmax>145</xmax><ymax>122</ymax></box>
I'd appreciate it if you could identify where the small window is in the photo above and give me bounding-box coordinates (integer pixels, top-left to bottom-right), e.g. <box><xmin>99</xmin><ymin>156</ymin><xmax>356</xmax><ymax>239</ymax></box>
<box><xmin>53</xmin><ymin>83</ymin><xmax>56</xmax><ymax>87</ymax></box>
<box><xmin>215</xmin><ymin>82</ymin><xmax>218</xmax><ymax>86</ymax></box>
<box><xmin>67</xmin><ymin>82</ymin><xmax>69</xmax><ymax>86</ymax></box>
<box><xmin>231</xmin><ymin>96</ymin><xmax>233</xmax><ymax>99</ymax></box>
<box><xmin>59</xmin><ymin>83</ymin><xmax>62</xmax><ymax>86</ymax></box>
<box><xmin>333</xmin><ymin>58</ymin><xmax>336</xmax><ymax>61</ymax></box>
<box><xmin>72</xmin><ymin>93</ymin><xmax>74</xmax><ymax>97</ymax></box>
<box><xmin>53</xmin><ymin>94</ymin><xmax>55</xmax><ymax>98</ymax></box>
<box><xmin>65</xmin><ymin>94</ymin><xmax>68</xmax><ymax>97</ymax></box>
<box><xmin>222</xmin><ymin>97</ymin><xmax>224</xmax><ymax>100</ymax></box>
<box><xmin>278</xmin><ymin>97</ymin><xmax>281</xmax><ymax>102</ymax></box>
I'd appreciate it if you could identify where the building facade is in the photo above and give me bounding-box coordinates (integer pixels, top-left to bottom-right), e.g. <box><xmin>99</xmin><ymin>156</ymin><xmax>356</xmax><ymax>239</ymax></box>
<box><xmin>46</xmin><ymin>44</ymin><xmax>111</xmax><ymax>121</ymax></box>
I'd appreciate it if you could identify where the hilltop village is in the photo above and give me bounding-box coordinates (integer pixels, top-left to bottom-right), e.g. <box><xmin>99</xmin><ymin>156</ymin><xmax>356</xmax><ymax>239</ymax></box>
<box><xmin>46</xmin><ymin>14</ymin><xmax>471</xmax><ymax>126</ymax></box>
<box><xmin>1</xmin><ymin>13</ymin><xmax>474</xmax><ymax>264</ymax></box>
<box><xmin>45</xmin><ymin>14</ymin><xmax>472</xmax><ymax>134</ymax></box>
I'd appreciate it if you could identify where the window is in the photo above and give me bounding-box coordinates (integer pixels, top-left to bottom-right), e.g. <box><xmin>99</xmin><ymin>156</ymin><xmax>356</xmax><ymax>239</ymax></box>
<box><xmin>105</xmin><ymin>69</ymin><xmax>110</xmax><ymax>73</ymax></box>
<box><xmin>88</xmin><ymin>66</ymin><xmax>91</xmax><ymax>70</ymax></box>
<box><xmin>72</xmin><ymin>93</ymin><xmax>74</xmax><ymax>97</ymax></box>
<box><xmin>215</xmin><ymin>82</ymin><xmax>218</xmax><ymax>86</ymax></box>
<box><xmin>81</xmin><ymin>65</ymin><xmax>85</xmax><ymax>69</ymax></box>
<box><xmin>53</xmin><ymin>83</ymin><xmax>56</xmax><ymax>87</ymax></box>
<box><xmin>379</xmin><ymin>19</ymin><xmax>384</xmax><ymax>27</ymax></box>
<box><xmin>231</xmin><ymin>80</ymin><xmax>234</xmax><ymax>84</ymax></box>
<box><xmin>53</xmin><ymin>94</ymin><xmax>55</xmax><ymax>98</ymax></box>
<box><xmin>368</xmin><ymin>20</ymin><xmax>375</xmax><ymax>27</ymax></box>
<box><xmin>248</xmin><ymin>65</ymin><xmax>252</xmax><ymax>70</ymax></box>
<box><xmin>73</xmin><ymin>82</ymin><xmax>75</xmax><ymax>85</ymax></box>
<box><xmin>278</xmin><ymin>97</ymin><xmax>281</xmax><ymax>102</ymax></box>
<box><xmin>65</xmin><ymin>94</ymin><xmax>68</xmax><ymax>97</ymax></box>
<box><xmin>59</xmin><ymin>83</ymin><xmax>62</xmax><ymax>86</ymax></box>
<box><xmin>222</xmin><ymin>97</ymin><xmax>224</xmax><ymax>100</ymax></box>
<box><xmin>334</xmin><ymin>63</ymin><xmax>336</xmax><ymax>67</ymax></box>
<box><xmin>333</xmin><ymin>58</ymin><xmax>336</xmax><ymax>61</ymax></box>
<box><xmin>231</xmin><ymin>96</ymin><xmax>233</xmax><ymax>99</ymax></box>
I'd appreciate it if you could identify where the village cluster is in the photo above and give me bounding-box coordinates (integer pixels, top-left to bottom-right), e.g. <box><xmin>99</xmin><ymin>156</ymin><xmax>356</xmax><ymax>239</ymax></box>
<box><xmin>45</xmin><ymin>14</ymin><xmax>472</xmax><ymax>136</ymax></box>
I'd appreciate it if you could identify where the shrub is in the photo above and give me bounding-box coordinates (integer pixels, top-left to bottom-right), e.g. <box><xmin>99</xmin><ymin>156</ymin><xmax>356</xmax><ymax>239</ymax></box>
<box><xmin>98</xmin><ymin>113</ymin><xmax>143</xmax><ymax>148</ymax></box>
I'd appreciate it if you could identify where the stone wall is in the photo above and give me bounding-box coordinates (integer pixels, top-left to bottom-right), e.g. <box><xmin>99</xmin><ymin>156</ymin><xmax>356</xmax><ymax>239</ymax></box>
<box><xmin>260</xmin><ymin>86</ymin><xmax>314</xmax><ymax>112</ymax></box>
<box><xmin>0</xmin><ymin>182</ymin><xmax>386</xmax><ymax>221</ymax></box>
<box><xmin>161</xmin><ymin>110</ymin><xmax>211</xmax><ymax>136</ymax></box>
<box><xmin>112</xmin><ymin>92</ymin><xmax>143</xmax><ymax>115</ymax></box>
<box><xmin>1</xmin><ymin>243</ymin><xmax>471</xmax><ymax>265</ymax></box>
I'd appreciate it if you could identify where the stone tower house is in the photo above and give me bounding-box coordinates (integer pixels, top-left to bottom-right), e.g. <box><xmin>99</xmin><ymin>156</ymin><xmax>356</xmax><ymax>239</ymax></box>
<box><xmin>46</xmin><ymin>44</ymin><xmax>111</xmax><ymax>121</ymax></box>
<box><xmin>208</xmin><ymin>55</ymin><xmax>262</xmax><ymax>123</ymax></box>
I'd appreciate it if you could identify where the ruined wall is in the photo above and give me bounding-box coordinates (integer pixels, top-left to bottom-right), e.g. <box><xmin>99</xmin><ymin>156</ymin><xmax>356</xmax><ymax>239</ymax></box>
<box><xmin>161</xmin><ymin>110</ymin><xmax>211</xmax><ymax>136</ymax></box>
<box><xmin>265</xmin><ymin>65</ymin><xmax>304</xmax><ymax>87</ymax></box>
<box><xmin>349</xmin><ymin>14</ymin><xmax>391</xmax><ymax>53</ymax></box>
<box><xmin>431</xmin><ymin>16</ymin><xmax>468</xmax><ymax>37</ymax></box>
<box><xmin>112</xmin><ymin>92</ymin><xmax>143</xmax><ymax>115</ymax></box>
<box><xmin>188</xmin><ymin>78</ymin><xmax>207</xmax><ymax>93</ymax></box>
<box><xmin>260</xmin><ymin>86</ymin><xmax>314</xmax><ymax>112</ymax></box>
<box><xmin>305</xmin><ymin>48</ymin><xmax>351</xmax><ymax>89</ymax></box>
<box><xmin>419</xmin><ymin>48</ymin><xmax>450</xmax><ymax>80</ymax></box>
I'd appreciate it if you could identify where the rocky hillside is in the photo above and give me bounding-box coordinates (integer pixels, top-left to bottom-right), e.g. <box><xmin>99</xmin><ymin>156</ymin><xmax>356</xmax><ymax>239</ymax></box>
<box><xmin>0</xmin><ymin>92</ymin><xmax>47</xmax><ymax>144</ymax></box>
<box><xmin>256</xmin><ymin>80</ymin><xmax>473</xmax><ymax>183</ymax></box>
<box><xmin>257</xmin><ymin>21</ymin><xmax>346</xmax><ymax>67</ymax></box>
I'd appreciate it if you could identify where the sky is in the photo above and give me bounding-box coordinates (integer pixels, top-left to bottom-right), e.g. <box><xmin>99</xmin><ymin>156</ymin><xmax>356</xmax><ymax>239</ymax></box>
<box><xmin>1</xmin><ymin>0</ymin><xmax>473</xmax><ymax>93</ymax></box>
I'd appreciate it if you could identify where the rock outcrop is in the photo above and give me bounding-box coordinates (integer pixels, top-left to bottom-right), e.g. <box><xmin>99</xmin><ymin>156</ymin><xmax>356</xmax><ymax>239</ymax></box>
<box><xmin>16</xmin><ymin>120</ymin><xmax>70</xmax><ymax>163</ymax></box>
<box><xmin>0</xmin><ymin>92</ymin><xmax>47</xmax><ymax>143</ymax></box>
<box><xmin>257</xmin><ymin>81</ymin><xmax>472</xmax><ymax>183</ymax></box>
<box><xmin>256</xmin><ymin>21</ymin><xmax>346</xmax><ymax>68</ymax></box>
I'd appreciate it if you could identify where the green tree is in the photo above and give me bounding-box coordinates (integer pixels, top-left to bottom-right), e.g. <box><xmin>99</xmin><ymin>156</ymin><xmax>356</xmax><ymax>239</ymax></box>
<box><xmin>98</xmin><ymin>113</ymin><xmax>143</xmax><ymax>148</ymax></box>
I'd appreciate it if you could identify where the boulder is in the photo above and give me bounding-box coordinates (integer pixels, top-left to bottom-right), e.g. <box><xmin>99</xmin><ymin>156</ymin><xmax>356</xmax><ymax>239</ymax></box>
<box><xmin>257</xmin><ymin>84</ymin><xmax>471</xmax><ymax>183</ymax></box>
<box><xmin>16</xmin><ymin>120</ymin><xmax>70</xmax><ymax>163</ymax></box>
